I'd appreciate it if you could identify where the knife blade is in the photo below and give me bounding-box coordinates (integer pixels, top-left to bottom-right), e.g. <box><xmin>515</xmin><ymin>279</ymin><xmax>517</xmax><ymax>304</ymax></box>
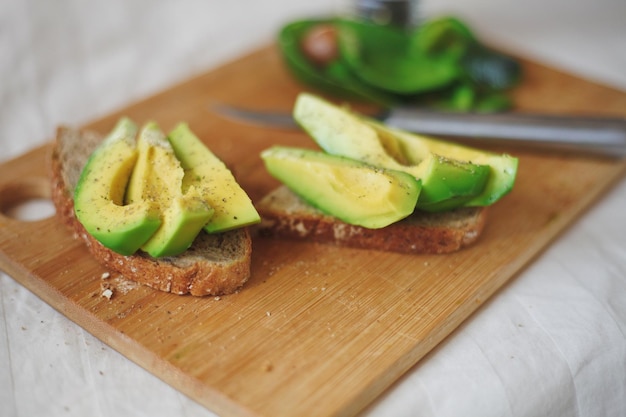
<box><xmin>210</xmin><ymin>102</ymin><xmax>626</xmax><ymax>158</ymax></box>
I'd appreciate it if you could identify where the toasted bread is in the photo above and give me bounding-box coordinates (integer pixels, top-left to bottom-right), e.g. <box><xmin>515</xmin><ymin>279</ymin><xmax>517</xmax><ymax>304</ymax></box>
<box><xmin>256</xmin><ymin>185</ymin><xmax>488</xmax><ymax>254</ymax></box>
<box><xmin>50</xmin><ymin>126</ymin><xmax>252</xmax><ymax>296</ymax></box>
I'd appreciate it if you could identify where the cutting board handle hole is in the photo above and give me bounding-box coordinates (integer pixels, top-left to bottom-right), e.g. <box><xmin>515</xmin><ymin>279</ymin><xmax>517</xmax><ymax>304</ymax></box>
<box><xmin>0</xmin><ymin>177</ymin><xmax>56</xmax><ymax>222</ymax></box>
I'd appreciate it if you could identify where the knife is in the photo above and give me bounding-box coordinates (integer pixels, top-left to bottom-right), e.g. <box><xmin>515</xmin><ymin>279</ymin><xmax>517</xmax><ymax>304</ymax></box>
<box><xmin>210</xmin><ymin>102</ymin><xmax>626</xmax><ymax>158</ymax></box>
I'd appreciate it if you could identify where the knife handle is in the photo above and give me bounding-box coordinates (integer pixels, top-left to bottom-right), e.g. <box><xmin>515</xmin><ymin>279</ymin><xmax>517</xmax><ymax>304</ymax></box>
<box><xmin>387</xmin><ymin>109</ymin><xmax>626</xmax><ymax>157</ymax></box>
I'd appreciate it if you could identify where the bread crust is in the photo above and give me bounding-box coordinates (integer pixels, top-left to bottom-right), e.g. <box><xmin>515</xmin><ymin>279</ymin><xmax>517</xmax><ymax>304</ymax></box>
<box><xmin>50</xmin><ymin>126</ymin><xmax>252</xmax><ymax>296</ymax></box>
<box><xmin>256</xmin><ymin>186</ymin><xmax>488</xmax><ymax>254</ymax></box>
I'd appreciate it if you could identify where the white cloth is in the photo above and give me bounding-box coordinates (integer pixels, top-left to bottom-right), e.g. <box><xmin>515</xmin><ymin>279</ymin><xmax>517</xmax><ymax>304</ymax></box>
<box><xmin>1</xmin><ymin>1</ymin><xmax>625</xmax><ymax>416</ymax></box>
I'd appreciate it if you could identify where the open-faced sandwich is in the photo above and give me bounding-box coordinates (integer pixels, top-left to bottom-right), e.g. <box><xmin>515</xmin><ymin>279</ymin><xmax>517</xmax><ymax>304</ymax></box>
<box><xmin>50</xmin><ymin>118</ymin><xmax>260</xmax><ymax>296</ymax></box>
<box><xmin>51</xmin><ymin>93</ymin><xmax>517</xmax><ymax>297</ymax></box>
<box><xmin>256</xmin><ymin>93</ymin><xmax>518</xmax><ymax>254</ymax></box>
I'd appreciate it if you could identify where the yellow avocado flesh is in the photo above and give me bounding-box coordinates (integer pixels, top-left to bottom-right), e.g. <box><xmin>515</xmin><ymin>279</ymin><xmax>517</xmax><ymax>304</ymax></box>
<box><xmin>366</xmin><ymin>122</ymin><xmax>496</xmax><ymax>210</ymax></box>
<box><xmin>261</xmin><ymin>146</ymin><xmax>421</xmax><ymax>229</ymax></box>
<box><xmin>126</xmin><ymin>123</ymin><xmax>214</xmax><ymax>258</ymax></box>
<box><xmin>293</xmin><ymin>93</ymin><xmax>509</xmax><ymax>210</ymax></box>
<box><xmin>167</xmin><ymin>123</ymin><xmax>260</xmax><ymax>233</ymax></box>
<box><xmin>385</xmin><ymin>127</ymin><xmax>518</xmax><ymax>206</ymax></box>
<box><xmin>73</xmin><ymin>118</ymin><xmax>161</xmax><ymax>256</ymax></box>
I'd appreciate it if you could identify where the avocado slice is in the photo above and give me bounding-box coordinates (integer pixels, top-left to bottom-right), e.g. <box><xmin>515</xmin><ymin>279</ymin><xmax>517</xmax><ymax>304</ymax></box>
<box><xmin>261</xmin><ymin>146</ymin><xmax>421</xmax><ymax>229</ymax></box>
<box><xmin>380</xmin><ymin>126</ymin><xmax>519</xmax><ymax>206</ymax></box>
<box><xmin>167</xmin><ymin>123</ymin><xmax>261</xmax><ymax>233</ymax></box>
<box><xmin>293</xmin><ymin>93</ymin><xmax>493</xmax><ymax>211</ymax></box>
<box><xmin>126</xmin><ymin>122</ymin><xmax>215</xmax><ymax>258</ymax></box>
<box><xmin>73</xmin><ymin>118</ymin><xmax>162</xmax><ymax>256</ymax></box>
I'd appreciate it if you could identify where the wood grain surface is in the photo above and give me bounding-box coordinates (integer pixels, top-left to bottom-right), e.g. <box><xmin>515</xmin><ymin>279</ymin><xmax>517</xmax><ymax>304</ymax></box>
<box><xmin>1</xmin><ymin>45</ymin><xmax>625</xmax><ymax>417</ymax></box>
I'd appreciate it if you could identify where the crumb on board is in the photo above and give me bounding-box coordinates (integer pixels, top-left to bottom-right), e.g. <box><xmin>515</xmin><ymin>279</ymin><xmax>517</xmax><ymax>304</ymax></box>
<box><xmin>113</xmin><ymin>276</ymin><xmax>140</xmax><ymax>294</ymax></box>
<box><xmin>101</xmin><ymin>287</ymin><xmax>113</xmax><ymax>300</ymax></box>
<box><xmin>96</xmin><ymin>271</ymin><xmax>140</xmax><ymax>300</ymax></box>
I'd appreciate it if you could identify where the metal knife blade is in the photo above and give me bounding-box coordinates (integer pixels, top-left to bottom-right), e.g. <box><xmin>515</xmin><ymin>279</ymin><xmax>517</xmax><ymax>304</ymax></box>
<box><xmin>210</xmin><ymin>102</ymin><xmax>626</xmax><ymax>158</ymax></box>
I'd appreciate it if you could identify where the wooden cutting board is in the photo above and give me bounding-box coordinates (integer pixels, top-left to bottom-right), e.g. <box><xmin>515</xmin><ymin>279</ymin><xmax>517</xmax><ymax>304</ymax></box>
<box><xmin>1</xmin><ymin>45</ymin><xmax>625</xmax><ymax>417</ymax></box>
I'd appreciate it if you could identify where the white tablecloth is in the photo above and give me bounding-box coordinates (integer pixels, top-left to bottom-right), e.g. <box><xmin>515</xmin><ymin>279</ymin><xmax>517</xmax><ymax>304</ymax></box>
<box><xmin>1</xmin><ymin>1</ymin><xmax>625</xmax><ymax>416</ymax></box>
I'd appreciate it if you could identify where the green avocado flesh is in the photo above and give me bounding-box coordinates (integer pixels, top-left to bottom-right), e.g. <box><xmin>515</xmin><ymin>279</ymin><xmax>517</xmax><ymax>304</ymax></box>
<box><xmin>293</xmin><ymin>93</ymin><xmax>516</xmax><ymax>211</ymax></box>
<box><xmin>74</xmin><ymin>118</ymin><xmax>258</xmax><ymax>257</ymax></box>
<box><xmin>261</xmin><ymin>146</ymin><xmax>421</xmax><ymax>229</ymax></box>
<box><xmin>73</xmin><ymin>118</ymin><xmax>162</xmax><ymax>256</ymax></box>
<box><xmin>384</xmin><ymin>127</ymin><xmax>519</xmax><ymax>206</ymax></box>
<box><xmin>167</xmin><ymin>123</ymin><xmax>260</xmax><ymax>233</ymax></box>
<box><xmin>125</xmin><ymin>122</ymin><xmax>215</xmax><ymax>258</ymax></box>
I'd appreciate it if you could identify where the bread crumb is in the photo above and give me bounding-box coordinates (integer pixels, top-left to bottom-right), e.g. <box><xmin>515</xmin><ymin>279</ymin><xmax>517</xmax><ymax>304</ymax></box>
<box><xmin>262</xmin><ymin>361</ymin><xmax>274</xmax><ymax>372</ymax></box>
<box><xmin>101</xmin><ymin>272</ymin><xmax>110</xmax><ymax>279</ymax></box>
<box><xmin>100</xmin><ymin>280</ymin><xmax>114</xmax><ymax>299</ymax></box>
<box><xmin>113</xmin><ymin>277</ymin><xmax>140</xmax><ymax>294</ymax></box>
<box><xmin>214</xmin><ymin>296</ymin><xmax>221</xmax><ymax>301</ymax></box>
<box><xmin>266</xmin><ymin>311</ymin><xmax>271</xmax><ymax>317</ymax></box>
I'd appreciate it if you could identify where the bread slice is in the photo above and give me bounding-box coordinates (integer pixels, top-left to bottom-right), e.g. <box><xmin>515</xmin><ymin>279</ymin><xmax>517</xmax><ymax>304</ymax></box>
<box><xmin>255</xmin><ymin>185</ymin><xmax>488</xmax><ymax>254</ymax></box>
<box><xmin>50</xmin><ymin>126</ymin><xmax>252</xmax><ymax>296</ymax></box>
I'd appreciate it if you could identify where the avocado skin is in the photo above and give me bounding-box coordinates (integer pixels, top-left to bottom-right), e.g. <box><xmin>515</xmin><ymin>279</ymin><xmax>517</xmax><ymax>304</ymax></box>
<box><xmin>261</xmin><ymin>146</ymin><xmax>421</xmax><ymax>229</ymax></box>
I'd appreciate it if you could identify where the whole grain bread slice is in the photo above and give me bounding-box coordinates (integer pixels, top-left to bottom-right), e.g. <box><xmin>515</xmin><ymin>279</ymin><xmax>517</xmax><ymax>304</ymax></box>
<box><xmin>256</xmin><ymin>185</ymin><xmax>488</xmax><ymax>254</ymax></box>
<box><xmin>50</xmin><ymin>126</ymin><xmax>252</xmax><ymax>296</ymax></box>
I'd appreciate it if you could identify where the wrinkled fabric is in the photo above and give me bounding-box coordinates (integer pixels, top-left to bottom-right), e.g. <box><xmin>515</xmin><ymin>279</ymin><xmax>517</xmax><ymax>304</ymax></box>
<box><xmin>1</xmin><ymin>1</ymin><xmax>625</xmax><ymax>417</ymax></box>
